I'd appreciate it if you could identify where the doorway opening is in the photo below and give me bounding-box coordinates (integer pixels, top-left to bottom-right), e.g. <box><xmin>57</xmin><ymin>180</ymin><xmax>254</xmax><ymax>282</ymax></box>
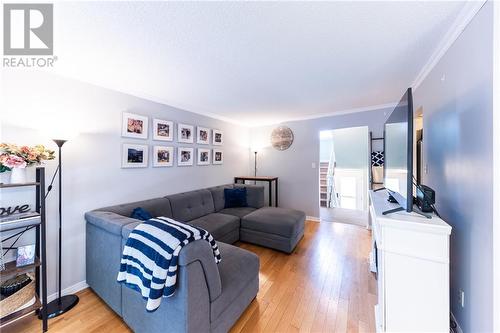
<box><xmin>319</xmin><ymin>126</ymin><xmax>369</xmax><ymax>226</ymax></box>
<box><xmin>415</xmin><ymin>106</ymin><xmax>424</xmax><ymax>185</ymax></box>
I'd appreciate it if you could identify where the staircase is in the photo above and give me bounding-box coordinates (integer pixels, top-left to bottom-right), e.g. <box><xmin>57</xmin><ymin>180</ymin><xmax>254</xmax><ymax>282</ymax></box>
<box><xmin>319</xmin><ymin>162</ymin><xmax>329</xmax><ymax>207</ymax></box>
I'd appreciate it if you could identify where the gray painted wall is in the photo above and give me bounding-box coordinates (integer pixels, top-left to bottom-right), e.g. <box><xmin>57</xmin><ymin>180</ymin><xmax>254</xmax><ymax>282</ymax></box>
<box><xmin>319</xmin><ymin>136</ymin><xmax>334</xmax><ymax>161</ymax></box>
<box><xmin>250</xmin><ymin>108</ymin><xmax>390</xmax><ymax>217</ymax></box>
<box><xmin>0</xmin><ymin>70</ymin><xmax>250</xmax><ymax>297</ymax></box>
<box><xmin>413</xmin><ymin>3</ymin><xmax>494</xmax><ymax>332</ymax></box>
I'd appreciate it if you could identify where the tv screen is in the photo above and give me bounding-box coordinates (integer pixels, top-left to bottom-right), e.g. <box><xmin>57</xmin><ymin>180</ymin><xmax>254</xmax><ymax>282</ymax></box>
<box><xmin>384</xmin><ymin>88</ymin><xmax>414</xmax><ymax>212</ymax></box>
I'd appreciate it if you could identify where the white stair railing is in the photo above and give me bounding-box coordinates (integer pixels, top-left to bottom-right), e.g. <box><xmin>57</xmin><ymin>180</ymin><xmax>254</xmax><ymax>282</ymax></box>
<box><xmin>326</xmin><ymin>142</ymin><xmax>340</xmax><ymax>208</ymax></box>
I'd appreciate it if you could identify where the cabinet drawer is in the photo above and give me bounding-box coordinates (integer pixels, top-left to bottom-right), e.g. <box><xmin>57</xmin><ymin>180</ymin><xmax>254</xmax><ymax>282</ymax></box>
<box><xmin>382</xmin><ymin>227</ymin><xmax>449</xmax><ymax>263</ymax></box>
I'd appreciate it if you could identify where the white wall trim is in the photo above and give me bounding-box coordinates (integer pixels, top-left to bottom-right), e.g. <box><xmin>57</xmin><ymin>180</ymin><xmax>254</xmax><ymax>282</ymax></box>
<box><xmin>52</xmin><ymin>71</ymin><xmax>396</xmax><ymax>128</ymax></box>
<box><xmin>493</xmin><ymin>2</ymin><xmax>500</xmax><ymax>332</ymax></box>
<box><xmin>249</xmin><ymin>102</ymin><xmax>398</xmax><ymax>127</ymax></box>
<box><xmin>47</xmin><ymin>280</ymin><xmax>89</xmax><ymax>303</ymax></box>
<box><xmin>451</xmin><ymin>311</ymin><xmax>464</xmax><ymax>333</ymax></box>
<box><xmin>306</xmin><ymin>216</ymin><xmax>321</xmax><ymax>222</ymax></box>
<box><xmin>412</xmin><ymin>1</ymin><xmax>487</xmax><ymax>90</ymax></box>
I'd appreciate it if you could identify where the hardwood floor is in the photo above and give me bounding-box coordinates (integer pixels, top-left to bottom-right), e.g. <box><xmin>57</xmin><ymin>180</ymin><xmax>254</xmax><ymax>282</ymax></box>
<box><xmin>319</xmin><ymin>207</ymin><xmax>368</xmax><ymax>228</ymax></box>
<box><xmin>4</xmin><ymin>221</ymin><xmax>376</xmax><ymax>333</ymax></box>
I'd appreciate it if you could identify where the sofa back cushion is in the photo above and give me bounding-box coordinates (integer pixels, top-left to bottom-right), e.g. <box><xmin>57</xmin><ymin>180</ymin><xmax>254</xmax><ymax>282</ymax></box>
<box><xmin>95</xmin><ymin>197</ymin><xmax>173</xmax><ymax>219</ymax></box>
<box><xmin>234</xmin><ymin>184</ymin><xmax>265</xmax><ymax>208</ymax></box>
<box><xmin>167</xmin><ymin>189</ymin><xmax>215</xmax><ymax>222</ymax></box>
<box><xmin>206</xmin><ymin>184</ymin><xmax>234</xmax><ymax>211</ymax></box>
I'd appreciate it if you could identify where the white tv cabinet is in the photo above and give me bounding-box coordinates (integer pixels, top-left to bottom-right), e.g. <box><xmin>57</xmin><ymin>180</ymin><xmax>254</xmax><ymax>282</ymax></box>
<box><xmin>369</xmin><ymin>190</ymin><xmax>451</xmax><ymax>333</ymax></box>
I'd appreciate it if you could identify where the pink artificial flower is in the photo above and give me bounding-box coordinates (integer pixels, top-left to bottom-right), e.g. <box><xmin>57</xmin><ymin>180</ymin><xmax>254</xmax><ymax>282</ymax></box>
<box><xmin>3</xmin><ymin>155</ymin><xmax>27</xmax><ymax>169</ymax></box>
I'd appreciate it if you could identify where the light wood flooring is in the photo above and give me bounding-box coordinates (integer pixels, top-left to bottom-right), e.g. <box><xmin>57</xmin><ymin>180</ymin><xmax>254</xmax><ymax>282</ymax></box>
<box><xmin>4</xmin><ymin>221</ymin><xmax>376</xmax><ymax>333</ymax></box>
<box><xmin>319</xmin><ymin>208</ymin><xmax>368</xmax><ymax>228</ymax></box>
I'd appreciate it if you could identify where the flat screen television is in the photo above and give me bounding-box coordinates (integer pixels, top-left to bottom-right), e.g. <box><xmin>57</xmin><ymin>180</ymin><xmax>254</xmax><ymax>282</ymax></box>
<box><xmin>383</xmin><ymin>88</ymin><xmax>414</xmax><ymax>213</ymax></box>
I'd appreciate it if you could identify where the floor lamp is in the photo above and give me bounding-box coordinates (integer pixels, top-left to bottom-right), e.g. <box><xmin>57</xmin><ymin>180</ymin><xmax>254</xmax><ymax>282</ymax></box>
<box><xmin>254</xmin><ymin>151</ymin><xmax>258</xmax><ymax>177</ymax></box>
<box><xmin>253</xmin><ymin>151</ymin><xmax>258</xmax><ymax>185</ymax></box>
<box><xmin>40</xmin><ymin>139</ymin><xmax>79</xmax><ymax>319</ymax></box>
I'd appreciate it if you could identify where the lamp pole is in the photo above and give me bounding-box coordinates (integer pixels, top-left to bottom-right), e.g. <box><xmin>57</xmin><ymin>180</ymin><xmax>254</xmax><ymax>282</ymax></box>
<box><xmin>40</xmin><ymin>139</ymin><xmax>79</xmax><ymax>319</ymax></box>
<box><xmin>254</xmin><ymin>151</ymin><xmax>257</xmax><ymax>184</ymax></box>
<box><xmin>54</xmin><ymin>139</ymin><xmax>65</xmax><ymax>303</ymax></box>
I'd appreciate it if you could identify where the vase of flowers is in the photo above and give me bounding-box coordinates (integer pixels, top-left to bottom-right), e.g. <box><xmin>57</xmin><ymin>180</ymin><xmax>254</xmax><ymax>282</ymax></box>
<box><xmin>0</xmin><ymin>143</ymin><xmax>55</xmax><ymax>184</ymax></box>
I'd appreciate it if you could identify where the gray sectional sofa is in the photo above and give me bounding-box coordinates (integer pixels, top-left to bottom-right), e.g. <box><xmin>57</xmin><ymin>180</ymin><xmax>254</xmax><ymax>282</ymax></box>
<box><xmin>85</xmin><ymin>184</ymin><xmax>305</xmax><ymax>333</ymax></box>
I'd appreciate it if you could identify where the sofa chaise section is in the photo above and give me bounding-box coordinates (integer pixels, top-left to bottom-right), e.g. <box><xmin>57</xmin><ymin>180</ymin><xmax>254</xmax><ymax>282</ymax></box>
<box><xmin>241</xmin><ymin>207</ymin><xmax>306</xmax><ymax>254</ymax></box>
<box><xmin>121</xmin><ymin>223</ymin><xmax>259</xmax><ymax>333</ymax></box>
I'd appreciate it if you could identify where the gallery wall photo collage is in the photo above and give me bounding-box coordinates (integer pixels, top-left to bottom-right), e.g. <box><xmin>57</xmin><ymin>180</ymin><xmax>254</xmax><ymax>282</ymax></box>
<box><xmin>121</xmin><ymin>112</ymin><xmax>224</xmax><ymax>168</ymax></box>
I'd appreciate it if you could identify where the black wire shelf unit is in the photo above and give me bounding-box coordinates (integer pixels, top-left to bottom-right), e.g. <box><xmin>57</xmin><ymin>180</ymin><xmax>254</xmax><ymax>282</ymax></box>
<box><xmin>0</xmin><ymin>167</ymin><xmax>48</xmax><ymax>331</ymax></box>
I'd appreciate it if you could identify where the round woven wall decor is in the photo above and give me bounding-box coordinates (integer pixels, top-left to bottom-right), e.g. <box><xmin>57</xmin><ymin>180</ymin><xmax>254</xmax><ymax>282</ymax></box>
<box><xmin>271</xmin><ymin>126</ymin><xmax>294</xmax><ymax>151</ymax></box>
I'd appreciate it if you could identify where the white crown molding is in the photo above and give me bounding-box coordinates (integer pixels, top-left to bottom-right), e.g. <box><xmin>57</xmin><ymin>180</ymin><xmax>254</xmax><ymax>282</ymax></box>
<box><xmin>411</xmin><ymin>1</ymin><xmax>486</xmax><ymax>90</ymax></box>
<box><xmin>82</xmin><ymin>75</ymin><xmax>397</xmax><ymax>127</ymax></box>
<box><xmin>45</xmin><ymin>70</ymin><xmax>396</xmax><ymax>128</ymax></box>
<box><xmin>247</xmin><ymin>102</ymin><xmax>399</xmax><ymax>127</ymax></box>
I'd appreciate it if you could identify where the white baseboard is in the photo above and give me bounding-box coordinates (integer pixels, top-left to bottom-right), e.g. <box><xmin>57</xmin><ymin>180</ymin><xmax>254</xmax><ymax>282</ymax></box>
<box><xmin>47</xmin><ymin>280</ymin><xmax>89</xmax><ymax>303</ymax></box>
<box><xmin>450</xmin><ymin>311</ymin><xmax>463</xmax><ymax>333</ymax></box>
<box><xmin>306</xmin><ymin>216</ymin><xmax>320</xmax><ymax>222</ymax></box>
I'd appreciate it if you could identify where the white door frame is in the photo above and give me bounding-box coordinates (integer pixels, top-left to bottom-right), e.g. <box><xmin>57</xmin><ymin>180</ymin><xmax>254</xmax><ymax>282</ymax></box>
<box><xmin>318</xmin><ymin>126</ymin><xmax>370</xmax><ymax>211</ymax></box>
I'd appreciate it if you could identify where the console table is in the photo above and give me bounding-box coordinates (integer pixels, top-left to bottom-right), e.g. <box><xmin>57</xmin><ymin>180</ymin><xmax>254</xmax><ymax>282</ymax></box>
<box><xmin>369</xmin><ymin>190</ymin><xmax>451</xmax><ymax>332</ymax></box>
<box><xmin>234</xmin><ymin>176</ymin><xmax>278</xmax><ymax>207</ymax></box>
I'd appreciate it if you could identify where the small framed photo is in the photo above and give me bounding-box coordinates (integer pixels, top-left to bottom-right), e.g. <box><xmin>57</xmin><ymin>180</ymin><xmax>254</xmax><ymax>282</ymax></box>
<box><xmin>197</xmin><ymin>148</ymin><xmax>211</xmax><ymax>166</ymax></box>
<box><xmin>213</xmin><ymin>129</ymin><xmax>223</xmax><ymax>146</ymax></box>
<box><xmin>178</xmin><ymin>124</ymin><xmax>194</xmax><ymax>143</ymax></box>
<box><xmin>178</xmin><ymin>147</ymin><xmax>194</xmax><ymax>166</ymax></box>
<box><xmin>213</xmin><ymin>149</ymin><xmax>223</xmax><ymax>165</ymax></box>
<box><xmin>153</xmin><ymin>146</ymin><xmax>173</xmax><ymax>167</ymax></box>
<box><xmin>197</xmin><ymin>127</ymin><xmax>210</xmax><ymax>145</ymax></box>
<box><xmin>122</xmin><ymin>112</ymin><xmax>148</xmax><ymax>139</ymax></box>
<box><xmin>16</xmin><ymin>244</ymin><xmax>36</xmax><ymax>267</ymax></box>
<box><xmin>122</xmin><ymin>144</ymin><xmax>148</xmax><ymax>168</ymax></box>
<box><xmin>153</xmin><ymin>119</ymin><xmax>173</xmax><ymax>141</ymax></box>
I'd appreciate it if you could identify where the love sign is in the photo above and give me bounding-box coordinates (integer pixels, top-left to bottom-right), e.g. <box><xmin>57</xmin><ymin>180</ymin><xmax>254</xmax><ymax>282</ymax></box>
<box><xmin>0</xmin><ymin>204</ymin><xmax>30</xmax><ymax>216</ymax></box>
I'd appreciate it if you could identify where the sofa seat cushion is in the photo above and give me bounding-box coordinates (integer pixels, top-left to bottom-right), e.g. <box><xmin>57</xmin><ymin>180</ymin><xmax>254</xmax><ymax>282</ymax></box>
<box><xmin>219</xmin><ymin>207</ymin><xmax>257</xmax><ymax>219</ymax></box>
<box><xmin>189</xmin><ymin>213</ymin><xmax>240</xmax><ymax>241</ymax></box>
<box><xmin>242</xmin><ymin>207</ymin><xmax>306</xmax><ymax>238</ymax></box>
<box><xmin>210</xmin><ymin>242</ymin><xmax>259</xmax><ymax>322</ymax></box>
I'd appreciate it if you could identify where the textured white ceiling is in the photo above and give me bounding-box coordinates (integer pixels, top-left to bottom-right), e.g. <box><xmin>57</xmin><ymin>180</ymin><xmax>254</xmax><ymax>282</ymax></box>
<box><xmin>50</xmin><ymin>1</ymin><xmax>466</xmax><ymax>126</ymax></box>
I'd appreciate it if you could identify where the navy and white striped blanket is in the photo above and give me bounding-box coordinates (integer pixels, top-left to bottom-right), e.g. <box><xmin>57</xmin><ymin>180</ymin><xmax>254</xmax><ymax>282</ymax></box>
<box><xmin>117</xmin><ymin>216</ymin><xmax>221</xmax><ymax>312</ymax></box>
